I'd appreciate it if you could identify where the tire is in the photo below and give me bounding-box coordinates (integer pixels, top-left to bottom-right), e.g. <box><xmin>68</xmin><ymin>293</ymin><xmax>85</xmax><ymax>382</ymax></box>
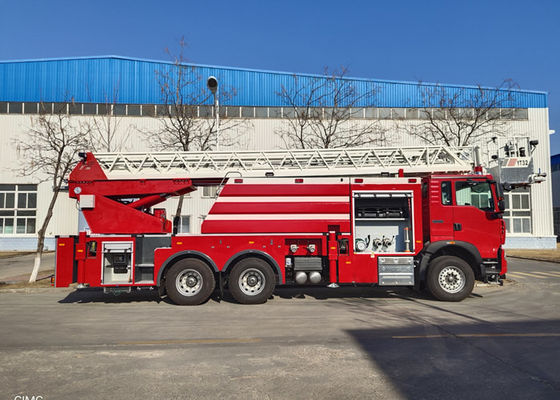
<box><xmin>165</xmin><ymin>258</ymin><xmax>215</xmax><ymax>305</ymax></box>
<box><xmin>426</xmin><ymin>255</ymin><xmax>475</xmax><ymax>302</ymax></box>
<box><xmin>228</xmin><ymin>257</ymin><xmax>276</xmax><ymax>304</ymax></box>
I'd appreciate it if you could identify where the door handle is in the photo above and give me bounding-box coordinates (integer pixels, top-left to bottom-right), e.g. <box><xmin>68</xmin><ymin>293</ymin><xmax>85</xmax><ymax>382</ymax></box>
<box><xmin>453</xmin><ymin>223</ymin><xmax>462</xmax><ymax>231</ymax></box>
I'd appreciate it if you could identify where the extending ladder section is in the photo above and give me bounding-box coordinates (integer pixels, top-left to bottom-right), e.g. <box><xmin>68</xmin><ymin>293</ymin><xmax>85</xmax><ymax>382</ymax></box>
<box><xmin>93</xmin><ymin>146</ymin><xmax>476</xmax><ymax>179</ymax></box>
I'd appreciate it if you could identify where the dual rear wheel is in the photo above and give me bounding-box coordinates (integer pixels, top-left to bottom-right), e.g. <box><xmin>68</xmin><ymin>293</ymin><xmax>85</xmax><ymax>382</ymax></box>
<box><xmin>165</xmin><ymin>257</ymin><xmax>275</xmax><ymax>305</ymax></box>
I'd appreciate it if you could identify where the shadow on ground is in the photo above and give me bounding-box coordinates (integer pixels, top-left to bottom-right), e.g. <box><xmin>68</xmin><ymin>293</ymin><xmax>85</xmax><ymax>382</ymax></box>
<box><xmin>57</xmin><ymin>285</ymin><xmax>448</xmax><ymax>305</ymax></box>
<box><xmin>347</xmin><ymin>319</ymin><xmax>560</xmax><ymax>399</ymax></box>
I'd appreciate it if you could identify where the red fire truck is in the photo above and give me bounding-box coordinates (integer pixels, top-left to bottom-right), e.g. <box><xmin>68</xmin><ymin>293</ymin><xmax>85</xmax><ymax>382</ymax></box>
<box><xmin>54</xmin><ymin>139</ymin><xmax>543</xmax><ymax>304</ymax></box>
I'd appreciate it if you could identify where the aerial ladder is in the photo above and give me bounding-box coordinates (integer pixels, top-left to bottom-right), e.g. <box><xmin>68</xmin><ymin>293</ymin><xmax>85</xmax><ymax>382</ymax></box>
<box><xmin>71</xmin><ymin>145</ymin><xmax>481</xmax><ymax>235</ymax></box>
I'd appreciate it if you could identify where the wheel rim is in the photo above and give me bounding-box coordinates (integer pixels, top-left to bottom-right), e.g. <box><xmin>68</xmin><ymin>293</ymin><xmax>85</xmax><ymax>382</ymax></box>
<box><xmin>238</xmin><ymin>268</ymin><xmax>266</xmax><ymax>296</ymax></box>
<box><xmin>438</xmin><ymin>266</ymin><xmax>466</xmax><ymax>294</ymax></box>
<box><xmin>175</xmin><ymin>269</ymin><xmax>203</xmax><ymax>297</ymax></box>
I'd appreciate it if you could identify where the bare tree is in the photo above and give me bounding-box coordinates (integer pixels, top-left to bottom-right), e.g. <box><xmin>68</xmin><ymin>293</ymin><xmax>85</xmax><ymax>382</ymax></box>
<box><xmin>276</xmin><ymin>67</ymin><xmax>386</xmax><ymax>149</ymax></box>
<box><xmin>88</xmin><ymin>88</ymin><xmax>132</xmax><ymax>152</ymax></box>
<box><xmin>403</xmin><ymin>79</ymin><xmax>520</xmax><ymax>146</ymax></box>
<box><xmin>150</xmin><ymin>38</ymin><xmax>246</xmax><ymax>222</ymax></box>
<box><xmin>14</xmin><ymin>101</ymin><xmax>92</xmax><ymax>282</ymax></box>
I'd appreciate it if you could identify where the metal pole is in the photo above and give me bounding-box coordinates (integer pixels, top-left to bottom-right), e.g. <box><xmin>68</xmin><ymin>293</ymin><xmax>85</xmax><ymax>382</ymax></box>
<box><xmin>215</xmin><ymin>89</ymin><xmax>220</xmax><ymax>151</ymax></box>
<box><xmin>207</xmin><ymin>76</ymin><xmax>220</xmax><ymax>151</ymax></box>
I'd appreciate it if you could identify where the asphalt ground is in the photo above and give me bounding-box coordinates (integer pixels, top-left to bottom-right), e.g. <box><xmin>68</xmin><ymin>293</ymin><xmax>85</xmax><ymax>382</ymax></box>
<box><xmin>0</xmin><ymin>257</ymin><xmax>559</xmax><ymax>399</ymax></box>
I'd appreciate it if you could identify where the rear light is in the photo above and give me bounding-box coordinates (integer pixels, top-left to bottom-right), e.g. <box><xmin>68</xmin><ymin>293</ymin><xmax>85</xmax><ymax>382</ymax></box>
<box><xmin>354</xmin><ymin>178</ymin><xmax>363</xmax><ymax>183</ymax></box>
<box><xmin>295</xmin><ymin>178</ymin><xmax>303</xmax><ymax>183</ymax></box>
<box><xmin>234</xmin><ymin>178</ymin><xmax>243</xmax><ymax>183</ymax></box>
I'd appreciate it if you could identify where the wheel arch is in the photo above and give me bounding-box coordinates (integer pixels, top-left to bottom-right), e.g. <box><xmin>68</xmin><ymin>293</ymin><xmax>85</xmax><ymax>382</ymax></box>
<box><xmin>156</xmin><ymin>250</ymin><xmax>218</xmax><ymax>286</ymax></box>
<box><xmin>223</xmin><ymin>250</ymin><xmax>283</xmax><ymax>284</ymax></box>
<box><xmin>417</xmin><ymin>241</ymin><xmax>483</xmax><ymax>284</ymax></box>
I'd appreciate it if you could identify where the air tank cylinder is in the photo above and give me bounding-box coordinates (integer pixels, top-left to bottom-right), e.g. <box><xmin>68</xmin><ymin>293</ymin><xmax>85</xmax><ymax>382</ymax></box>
<box><xmin>308</xmin><ymin>271</ymin><xmax>322</xmax><ymax>284</ymax></box>
<box><xmin>295</xmin><ymin>271</ymin><xmax>308</xmax><ymax>284</ymax></box>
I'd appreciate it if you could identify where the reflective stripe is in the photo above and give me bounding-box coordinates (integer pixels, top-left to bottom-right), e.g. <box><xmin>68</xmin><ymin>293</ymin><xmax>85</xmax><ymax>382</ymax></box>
<box><xmin>216</xmin><ymin>196</ymin><xmax>348</xmax><ymax>203</ymax></box>
<box><xmin>205</xmin><ymin>213</ymin><xmax>350</xmax><ymax>220</ymax></box>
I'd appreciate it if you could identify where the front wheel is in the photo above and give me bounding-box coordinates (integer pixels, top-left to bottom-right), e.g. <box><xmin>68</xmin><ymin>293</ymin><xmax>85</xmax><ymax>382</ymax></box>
<box><xmin>165</xmin><ymin>258</ymin><xmax>215</xmax><ymax>305</ymax></box>
<box><xmin>426</xmin><ymin>256</ymin><xmax>475</xmax><ymax>302</ymax></box>
<box><xmin>228</xmin><ymin>257</ymin><xmax>276</xmax><ymax>304</ymax></box>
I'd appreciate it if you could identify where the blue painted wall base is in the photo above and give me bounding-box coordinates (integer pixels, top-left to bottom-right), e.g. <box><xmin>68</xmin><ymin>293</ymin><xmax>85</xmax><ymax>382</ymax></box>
<box><xmin>504</xmin><ymin>236</ymin><xmax>557</xmax><ymax>249</ymax></box>
<box><xmin>0</xmin><ymin>237</ymin><xmax>56</xmax><ymax>251</ymax></box>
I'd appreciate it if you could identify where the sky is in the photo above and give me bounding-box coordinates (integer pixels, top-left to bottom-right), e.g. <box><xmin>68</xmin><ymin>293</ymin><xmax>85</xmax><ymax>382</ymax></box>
<box><xmin>1</xmin><ymin>0</ymin><xmax>560</xmax><ymax>153</ymax></box>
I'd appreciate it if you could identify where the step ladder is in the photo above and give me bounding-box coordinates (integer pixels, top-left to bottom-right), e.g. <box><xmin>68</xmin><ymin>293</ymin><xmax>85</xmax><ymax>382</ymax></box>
<box><xmin>93</xmin><ymin>145</ymin><xmax>476</xmax><ymax>179</ymax></box>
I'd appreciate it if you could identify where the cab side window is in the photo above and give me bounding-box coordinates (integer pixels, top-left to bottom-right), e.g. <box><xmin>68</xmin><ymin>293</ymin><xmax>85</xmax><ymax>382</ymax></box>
<box><xmin>455</xmin><ymin>181</ymin><xmax>493</xmax><ymax>210</ymax></box>
<box><xmin>441</xmin><ymin>181</ymin><xmax>452</xmax><ymax>205</ymax></box>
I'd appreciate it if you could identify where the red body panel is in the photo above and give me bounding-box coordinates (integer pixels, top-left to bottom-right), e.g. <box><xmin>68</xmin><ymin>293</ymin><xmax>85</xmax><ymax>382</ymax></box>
<box><xmin>202</xmin><ymin>179</ymin><xmax>351</xmax><ymax>235</ymax></box>
<box><xmin>68</xmin><ymin>153</ymin><xmax>194</xmax><ymax>234</ymax></box>
<box><xmin>55</xmin><ymin>237</ymin><xmax>76</xmax><ymax>287</ymax></box>
<box><xmin>81</xmin><ymin>195</ymin><xmax>172</xmax><ymax>235</ymax></box>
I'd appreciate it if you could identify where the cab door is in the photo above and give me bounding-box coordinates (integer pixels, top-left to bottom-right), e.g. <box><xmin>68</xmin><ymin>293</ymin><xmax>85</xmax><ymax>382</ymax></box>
<box><xmin>452</xmin><ymin>179</ymin><xmax>502</xmax><ymax>258</ymax></box>
<box><xmin>428</xmin><ymin>179</ymin><xmax>455</xmax><ymax>241</ymax></box>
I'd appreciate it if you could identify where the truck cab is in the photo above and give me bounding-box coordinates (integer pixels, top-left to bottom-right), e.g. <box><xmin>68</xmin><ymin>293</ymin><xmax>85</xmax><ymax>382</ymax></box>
<box><xmin>418</xmin><ymin>174</ymin><xmax>507</xmax><ymax>300</ymax></box>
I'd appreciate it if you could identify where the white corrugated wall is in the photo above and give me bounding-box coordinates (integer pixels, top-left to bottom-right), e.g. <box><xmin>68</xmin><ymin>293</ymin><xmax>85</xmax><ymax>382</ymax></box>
<box><xmin>0</xmin><ymin>109</ymin><xmax>554</xmax><ymax>245</ymax></box>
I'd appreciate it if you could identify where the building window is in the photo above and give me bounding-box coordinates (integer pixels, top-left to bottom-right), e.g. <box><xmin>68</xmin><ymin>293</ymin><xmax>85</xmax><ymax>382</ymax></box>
<box><xmin>113</xmin><ymin>104</ymin><xmax>126</xmax><ymax>115</ymax></box>
<box><xmin>141</xmin><ymin>104</ymin><xmax>155</xmax><ymax>117</ymax></box>
<box><xmin>379</xmin><ymin>108</ymin><xmax>391</xmax><ymax>119</ymax></box>
<box><xmin>199</xmin><ymin>105</ymin><xmax>213</xmax><ymax>118</ymax></box>
<box><xmin>0</xmin><ymin>184</ymin><xmax>37</xmax><ymax>235</ymax></box>
<box><xmin>127</xmin><ymin>104</ymin><xmax>141</xmax><ymax>116</ymax></box>
<box><xmin>83</xmin><ymin>103</ymin><xmax>97</xmax><ymax>114</ymax></box>
<box><xmin>255</xmin><ymin>107</ymin><xmax>268</xmax><ymax>118</ymax></box>
<box><xmin>8</xmin><ymin>102</ymin><xmax>23</xmax><ymax>114</ymax></box>
<box><xmin>175</xmin><ymin>216</ymin><xmax>190</xmax><ymax>234</ymax></box>
<box><xmin>503</xmin><ymin>187</ymin><xmax>531</xmax><ymax>234</ymax></box>
<box><xmin>241</xmin><ymin>106</ymin><xmax>255</xmax><ymax>118</ymax></box>
<box><xmin>226</xmin><ymin>106</ymin><xmax>240</xmax><ymax>118</ymax></box>
<box><xmin>24</xmin><ymin>102</ymin><xmax>38</xmax><ymax>114</ymax></box>
<box><xmin>202</xmin><ymin>186</ymin><xmax>219</xmax><ymax>198</ymax></box>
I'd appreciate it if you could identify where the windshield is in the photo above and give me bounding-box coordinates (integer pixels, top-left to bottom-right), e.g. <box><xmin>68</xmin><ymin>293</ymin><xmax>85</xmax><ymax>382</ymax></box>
<box><xmin>455</xmin><ymin>181</ymin><xmax>494</xmax><ymax>211</ymax></box>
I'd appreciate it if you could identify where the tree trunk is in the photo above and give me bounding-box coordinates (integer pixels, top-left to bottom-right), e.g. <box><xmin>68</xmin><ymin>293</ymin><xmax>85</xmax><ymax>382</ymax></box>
<box><xmin>29</xmin><ymin>189</ymin><xmax>59</xmax><ymax>283</ymax></box>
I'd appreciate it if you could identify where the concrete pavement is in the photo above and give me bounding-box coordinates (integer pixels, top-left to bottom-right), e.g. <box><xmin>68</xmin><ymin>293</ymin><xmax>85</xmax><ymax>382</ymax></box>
<box><xmin>1</xmin><ymin>257</ymin><xmax>559</xmax><ymax>399</ymax></box>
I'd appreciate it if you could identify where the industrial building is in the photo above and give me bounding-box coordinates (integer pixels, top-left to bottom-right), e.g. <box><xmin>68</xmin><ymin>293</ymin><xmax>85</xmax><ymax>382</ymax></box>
<box><xmin>0</xmin><ymin>56</ymin><xmax>554</xmax><ymax>250</ymax></box>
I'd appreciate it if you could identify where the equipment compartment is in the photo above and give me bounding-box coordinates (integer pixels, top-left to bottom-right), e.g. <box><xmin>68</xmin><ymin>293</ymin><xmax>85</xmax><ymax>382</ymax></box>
<box><xmin>353</xmin><ymin>192</ymin><xmax>413</xmax><ymax>253</ymax></box>
<box><xmin>102</xmin><ymin>241</ymin><xmax>133</xmax><ymax>284</ymax></box>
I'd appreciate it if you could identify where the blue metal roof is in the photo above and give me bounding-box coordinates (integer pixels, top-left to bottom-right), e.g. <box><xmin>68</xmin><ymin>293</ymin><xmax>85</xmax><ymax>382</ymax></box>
<box><xmin>0</xmin><ymin>56</ymin><xmax>548</xmax><ymax>108</ymax></box>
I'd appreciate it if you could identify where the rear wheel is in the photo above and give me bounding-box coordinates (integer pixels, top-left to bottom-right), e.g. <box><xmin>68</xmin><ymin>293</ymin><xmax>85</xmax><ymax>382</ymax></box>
<box><xmin>165</xmin><ymin>258</ymin><xmax>215</xmax><ymax>305</ymax></box>
<box><xmin>228</xmin><ymin>257</ymin><xmax>276</xmax><ymax>304</ymax></box>
<box><xmin>426</xmin><ymin>256</ymin><xmax>474</xmax><ymax>302</ymax></box>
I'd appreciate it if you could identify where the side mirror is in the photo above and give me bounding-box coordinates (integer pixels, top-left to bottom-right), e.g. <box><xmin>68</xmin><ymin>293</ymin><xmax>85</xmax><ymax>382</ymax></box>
<box><xmin>498</xmin><ymin>198</ymin><xmax>505</xmax><ymax>212</ymax></box>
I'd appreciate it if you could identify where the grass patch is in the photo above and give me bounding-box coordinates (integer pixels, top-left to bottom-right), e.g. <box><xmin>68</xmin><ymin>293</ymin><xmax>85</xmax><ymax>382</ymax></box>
<box><xmin>0</xmin><ymin>279</ymin><xmax>54</xmax><ymax>289</ymax></box>
<box><xmin>0</xmin><ymin>269</ymin><xmax>55</xmax><ymax>289</ymax></box>
<box><xmin>0</xmin><ymin>251</ymin><xmax>35</xmax><ymax>259</ymax></box>
<box><xmin>506</xmin><ymin>244</ymin><xmax>560</xmax><ymax>263</ymax></box>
